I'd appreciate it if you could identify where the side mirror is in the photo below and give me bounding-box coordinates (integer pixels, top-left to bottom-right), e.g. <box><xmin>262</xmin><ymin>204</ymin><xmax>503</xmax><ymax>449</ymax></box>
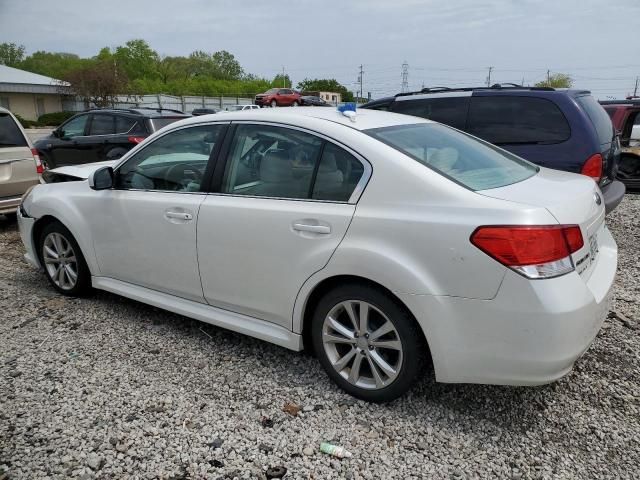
<box><xmin>88</xmin><ymin>166</ymin><xmax>114</xmax><ymax>190</ymax></box>
<box><xmin>52</xmin><ymin>129</ymin><xmax>62</xmax><ymax>138</ymax></box>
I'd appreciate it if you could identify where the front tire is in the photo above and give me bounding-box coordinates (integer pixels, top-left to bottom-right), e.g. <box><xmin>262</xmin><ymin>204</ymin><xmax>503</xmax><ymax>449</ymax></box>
<box><xmin>270</xmin><ymin>99</ymin><xmax>277</xmax><ymax>108</ymax></box>
<box><xmin>311</xmin><ymin>284</ymin><xmax>425</xmax><ymax>402</ymax></box>
<box><xmin>292</xmin><ymin>100</ymin><xmax>299</xmax><ymax>107</ymax></box>
<box><xmin>39</xmin><ymin>221</ymin><xmax>91</xmax><ymax>296</ymax></box>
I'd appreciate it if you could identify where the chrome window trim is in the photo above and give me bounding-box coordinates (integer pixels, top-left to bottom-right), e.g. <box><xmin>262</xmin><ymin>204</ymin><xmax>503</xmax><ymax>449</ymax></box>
<box><xmin>218</xmin><ymin>120</ymin><xmax>372</xmax><ymax>205</ymax></box>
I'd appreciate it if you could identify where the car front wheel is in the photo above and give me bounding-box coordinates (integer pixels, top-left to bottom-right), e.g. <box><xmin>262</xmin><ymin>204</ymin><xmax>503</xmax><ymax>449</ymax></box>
<box><xmin>39</xmin><ymin>221</ymin><xmax>91</xmax><ymax>296</ymax></box>
<box><xmin>270</xmin><ymin>99</ymin><xmax>277</xmax><ymax>108</ymax></box>
<box><xmin>311</xmin><ymin>284</ymin><xmax>425</xmax><ymax>402</ymax></box>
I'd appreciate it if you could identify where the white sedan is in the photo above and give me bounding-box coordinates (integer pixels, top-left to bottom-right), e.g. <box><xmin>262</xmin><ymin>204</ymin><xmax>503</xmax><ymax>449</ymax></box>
<box><xmin>17</xmin><ymin>107</ymin><xmax>616</xmax><ymax>402</ymax></box>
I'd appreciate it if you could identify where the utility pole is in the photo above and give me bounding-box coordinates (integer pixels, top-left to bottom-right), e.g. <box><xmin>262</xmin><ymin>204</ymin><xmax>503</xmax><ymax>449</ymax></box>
<box><xmin>547</xmin><ymin>69</ymin><xmax>551</xmax><ymax>84</ymax></box>
<box><xmin>401</xmin><ymin>61</ymin><xmax>409</xmax><ymax>93</ymax></box>
<box><xmin>634</xmin><ymin>76</ymin><xmax>639</xmax><ymax>97</ymax></box>
<box><xmin>357</xmin><ymin>65</ymin><xmax>364</xmax><ymax>101</ymax></box>
<box><xmin>282</xmin><ymin>66</ymin><xmax>286</xmax><ymax>88</ymax></box>
<box><xmin>486</xmin><ymin>66</ymin><xmax>493</xmax><ymax>87</ymax></box>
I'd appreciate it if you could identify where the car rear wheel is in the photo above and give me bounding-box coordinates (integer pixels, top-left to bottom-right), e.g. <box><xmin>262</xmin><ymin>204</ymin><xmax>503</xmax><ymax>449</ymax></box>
<box><xmin>292</xmin><ymin>101</ymin><xmax>299</xmax><ymax>107</ymax></box>
<box><xmin>311</xmin><ymin>284</ymin><xmax>425</xmax><ymax>402</ymax></box>
<box><xmin>271</xmin><ymin>99</ymin><xmax>277</xmax><ymax>108</ymax></box>
<box><xmin>39</xmin><ymin>221</ymin><xmax>91</xmax><ymax>296</ymax></box>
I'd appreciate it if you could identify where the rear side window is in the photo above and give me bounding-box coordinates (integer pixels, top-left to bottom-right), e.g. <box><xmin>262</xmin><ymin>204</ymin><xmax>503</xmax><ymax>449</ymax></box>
<box><xmin>312</xmin><ymin>143</ymin><xmax>365</xmax><ymax>202</ymax></box>
<box><xmin>149</xmin><ymin>117</ymin><xmax>184</xmax><ymax>132</ymax></box>
<box><xmin>366</xmin><ymin>123</ymin><xmax>538</xmax><ymax>191</ymax></box>
<box><xmin>576</xmin><ymin>95</ymin><xmax>614</xmax><ymax>145</ymax></box>
<box><xmin>89</xmin><ymin>114</ymin><xmax>115</xmax><ymax>135</ymax></box>
<box><xmin>392</xmin><ymin>97</ymin><xmax>470</xmax><ymax>130</ymax></box>
<box><xmin>0</xmin><ymin>113</ymin><xmax>27</xmax><ymax>147</ymax></box>
<box><xmin>467</xmin><ymin>97</ymin><xmax>570</xmax><ymax>145</ymax></box>
<box><xmin>115</xmin><ymin>116</ymin><xmax>138</xmax><ymax>134</ymax></box>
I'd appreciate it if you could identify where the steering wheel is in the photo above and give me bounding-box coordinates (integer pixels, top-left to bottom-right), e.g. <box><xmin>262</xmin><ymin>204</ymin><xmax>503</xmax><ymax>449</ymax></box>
<box><xmin>163</xmin><ymin>163</ymin><xmax>203</xmax><ymax>191</ymax></box>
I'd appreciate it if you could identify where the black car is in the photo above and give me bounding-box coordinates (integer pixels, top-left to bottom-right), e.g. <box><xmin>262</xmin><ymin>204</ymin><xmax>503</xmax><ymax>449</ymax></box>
<box><xmin>299</xmin><ymin>96</ymin><xmax>329</xmax><ymax>106</ymax></box>
<box><xmin>191</xmin><ymin>108</ymin><xmax>217</xmax><ymax>115</ymax></box>
<box><xmin>362</xmin><ymin>85</ymin><xmax>625</xmax><ymax>214</ymax></box>
<box><xmin>35</xmin><ymin>108</ymin><xmax>190</xmax><ymax>168</ymax></box>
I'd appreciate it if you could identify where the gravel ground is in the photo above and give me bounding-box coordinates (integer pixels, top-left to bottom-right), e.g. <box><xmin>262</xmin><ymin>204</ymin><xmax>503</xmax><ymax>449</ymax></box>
<box><xmin>1</xmin><ymin>196</ymin><xmax>639</xmax><ymax>480</ymax></box>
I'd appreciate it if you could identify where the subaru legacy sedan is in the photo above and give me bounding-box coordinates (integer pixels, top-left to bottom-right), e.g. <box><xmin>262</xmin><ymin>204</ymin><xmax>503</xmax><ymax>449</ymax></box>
<box><xmin>17</xmin><ymin>108</ymin><xmax>616</xmax><ymax>402</ymax></box>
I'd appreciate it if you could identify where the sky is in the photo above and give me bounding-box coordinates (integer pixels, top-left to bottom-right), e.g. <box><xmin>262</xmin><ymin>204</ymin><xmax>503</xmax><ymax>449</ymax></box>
<box><xmin>1</xmin><ymin>0</ymin><xmax>639</xmax><ymax>99</ymax></box>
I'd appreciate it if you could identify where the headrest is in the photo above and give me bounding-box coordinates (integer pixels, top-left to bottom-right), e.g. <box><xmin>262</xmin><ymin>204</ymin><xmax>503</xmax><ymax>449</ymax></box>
<box><xmin>260</xmin><ymin>150</ymin><xmax>293</xmax><ymax>182</ymax></box>
<box><xmin>320</xmin><ymin>152</ymin><xmax>338</xmax><ymax>172</ymax></box>
<box><xmin>429</xmin><ymin>147</ymin><xmax>459</xmax><ymax>172</ymax></box>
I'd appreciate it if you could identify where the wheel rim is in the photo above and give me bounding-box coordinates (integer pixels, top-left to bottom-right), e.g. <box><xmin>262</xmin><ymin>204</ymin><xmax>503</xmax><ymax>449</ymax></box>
<box><xmin>322</xmin><ymin>300</ymin><xmax>403</xmax><ymax>390</ymax></box>
<box><xmin>43</xmin><ymin>232</ymin><xmax>78</xmax><ymax>290</ymax></box>
<box><xmin>292</xmin><ymin>101</ymin><xmax>298</xmax><ymax>107</ymax></box>
<box><xmin>271</xmin><ymin>100</ymin><xmax>277</xmax><ymax>107</ymax></box>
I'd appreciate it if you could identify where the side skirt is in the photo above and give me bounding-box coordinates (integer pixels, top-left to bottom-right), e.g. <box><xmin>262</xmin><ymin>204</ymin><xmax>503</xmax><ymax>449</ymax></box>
<box><xmin>92</xmin><ymin>276</ymin><xmax>304</xmax><ymax>351</ymax></box>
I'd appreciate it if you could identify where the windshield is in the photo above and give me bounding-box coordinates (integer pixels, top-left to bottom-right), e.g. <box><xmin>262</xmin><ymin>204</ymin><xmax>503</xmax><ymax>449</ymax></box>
<box><xmin>365</xmin><ymin>123</ymin><xmax>538</xmax><ymax>191</ymax></box>
<box><xmin>265</xmin><ymin>89</ymin><xmax>278</xmax><ymax>94</ymax></box>
<box><xmin>576</xmin><ymin>95</ymin><xmax>614</xmax><ymax>145</ymax></box>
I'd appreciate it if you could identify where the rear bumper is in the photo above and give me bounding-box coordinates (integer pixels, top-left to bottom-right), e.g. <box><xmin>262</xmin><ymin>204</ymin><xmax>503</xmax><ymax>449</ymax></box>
<box><xmin>400</xmin><ymin>224</ymin><xmax>617</xmax><ymax>386</ymax></box>
<box><xmin>0</xmin><ymin>196</ymin><xmax>21</xmax><ymax>214</ymax></box>
<box><xmin>601</xmin><ymin>180</ymin><xmax>625</xmax><ymax>214</ymax></box>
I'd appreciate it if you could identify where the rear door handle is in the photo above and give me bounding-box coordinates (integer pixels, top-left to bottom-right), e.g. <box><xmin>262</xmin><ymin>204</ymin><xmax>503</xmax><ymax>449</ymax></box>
<box><xmin>165</xmin><ymin>211</ymin><xmax>193</xmax><ymax>221</ymax></box>
<box><xmin>292</xmin><ymin>222</ymin><xmax>331</xmax><ymax>234</ymax></box>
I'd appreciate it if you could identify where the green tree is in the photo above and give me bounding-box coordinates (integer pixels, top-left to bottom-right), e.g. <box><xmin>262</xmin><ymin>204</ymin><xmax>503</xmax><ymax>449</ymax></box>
<box><xmin>63</xmin><ymin>60</ymin><xmax>129</xmax><ymax>107</ymax></box>
<box><xmin>0</xmin><ymin>42</ymin><xmax>25</xmax><ymax>66</ymax></box>
<box><xmin>535</xmin><ymin>73</ymin><xmax>573</xmax><ymax>89</ymax></box>
<box><xmin>18</xmin><ymin>51</ymin><xmax>87</xmax><ymax>79</ymax></box>
<box><xmin>296</xmin><ymin>78</ymin><xmax>354</xmax><ymax>102</ymax></box>
<box><xmin>272</xmin><ymin>74</ymin><xmax>292</xmax><ymax>88</ymax></box>
<box><xmin>114</xmin><ymin>39</ymin><xmax>160</xmax><ymax>80</ymax></box>
<box><xmin>210</xmin><ymin>50</ymin><xmax>243</xmax><ymax>80</ymax></box>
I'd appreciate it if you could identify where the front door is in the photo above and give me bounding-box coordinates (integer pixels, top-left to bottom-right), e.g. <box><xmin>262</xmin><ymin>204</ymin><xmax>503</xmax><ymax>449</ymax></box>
<box><xmin>90</xmin><ymin>122</ymin><xmax>228</xmax><ymax>302</ymax></box>
<box><xmin>198</xmin><ymin>123</ymin><xmax>368</xmax><ymax>328</ymax></box>
<box><xmin>50</xmin><ymin>113</ymin><xmax>92</xmax><ymax>166</ymax></box>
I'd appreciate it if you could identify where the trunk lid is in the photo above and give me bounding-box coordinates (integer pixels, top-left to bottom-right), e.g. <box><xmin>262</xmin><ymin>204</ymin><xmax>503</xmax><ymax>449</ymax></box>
<box><xmin>478</xmin><ymin>167</ymin><xmax>606</xmax><ymax>279</ymax></box>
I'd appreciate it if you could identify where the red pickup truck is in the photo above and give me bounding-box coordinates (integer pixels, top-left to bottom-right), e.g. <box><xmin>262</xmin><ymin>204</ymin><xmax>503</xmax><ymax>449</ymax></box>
<box><xmin>601</xmin><ymin>99</ymin><xmax>640</xmax><ymax>190</ymax></box>
<box><xmin>254</xmin><ymin>88</ymin><xmax>301</xmax><ymax>108</ymax></box>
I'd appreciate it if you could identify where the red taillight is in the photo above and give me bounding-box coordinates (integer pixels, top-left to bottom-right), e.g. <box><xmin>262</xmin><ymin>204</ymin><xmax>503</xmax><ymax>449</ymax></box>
<box><xmin>128</xmin><ymin>136</ymin><xmax>145</xmax><ymax>144</ymax></box>
<box><xmin>581</xmin><ymin>153</ymin><xmax>603</xmax><ymax>181</ymax></box>
<box><xmin>471</xmin><ymin>225</ymin><xmax>584</xmax><ymax>278</ymax></box>
<box><xmin>31</xmin><ymin>148</ymin><xmax>44</xmax><ymax>174</ymax></box>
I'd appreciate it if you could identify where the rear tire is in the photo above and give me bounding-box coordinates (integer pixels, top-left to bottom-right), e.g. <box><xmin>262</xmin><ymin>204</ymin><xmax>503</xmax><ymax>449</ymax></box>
<box><xmin>39</xmin><ymin>221</ymin><xmax>91</xmax><ymax>296</ymax></box>
<box><xmin>311</xmin><ymin>283</ymin><xmax>425</xmax><ymax>402</ymax></box>
<box><xmin>292</xmin><ymin>101</ymin><xmax>299</xmax><ymax>107</ymax></box>
<box><xmin>271</xmin><ymin>99</ymin><xmax>277</xmax><ymax>108</ymax></box>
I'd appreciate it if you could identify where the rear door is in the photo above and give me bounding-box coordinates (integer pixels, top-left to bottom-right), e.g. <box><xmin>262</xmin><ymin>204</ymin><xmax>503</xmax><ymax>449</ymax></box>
<box><xmin>86</xmin><ymin>113</ymin><xmax>116</xmax><ymax>163</ymax></box>
<box><xmin>0</xmin><ymin>112</ymin><xmax>37</xmax><ymax>198</ymax></box>
<box><xmin>197</xmin><ymin>122</ymin><xmax>369</xmax><ymax>329</ymax></box>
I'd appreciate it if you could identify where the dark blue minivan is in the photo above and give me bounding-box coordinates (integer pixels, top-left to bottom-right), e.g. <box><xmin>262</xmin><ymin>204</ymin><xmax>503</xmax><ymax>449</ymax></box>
<box><xmin>361</xmin><ymin>85</ymin><xmax>625</xmax><ymax>213</ymax></box>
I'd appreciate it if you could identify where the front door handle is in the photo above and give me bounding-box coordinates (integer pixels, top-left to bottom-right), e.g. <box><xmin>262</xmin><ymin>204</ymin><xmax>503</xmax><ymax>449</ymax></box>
<box><xmin>292</xmin><ymin>222</ymin><xmax>331</xmax><ymax>234</ymax></box>
<box><xmin>165</xmin><ymin>211</ymin><xmax>193</xmax><ymax>221</ymax></box>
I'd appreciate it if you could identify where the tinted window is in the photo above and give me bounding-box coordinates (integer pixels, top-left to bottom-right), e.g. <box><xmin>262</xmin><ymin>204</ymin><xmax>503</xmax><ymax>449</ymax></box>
<box><xmin>222</xmin><ymin>124</ymin><xmax>323</xmax><ymax>199</ymax></box>
<box><xmin>115</xmin><ymin>116</ymin><xmax>138</xmax><ymax>134</ymax></box>
<box><xmin>576</xmin><ymin>95</ymin><xmax>614</xmax><ymax>145</ymax></box>
<box><xmin>0</xmin><ymin>113</ymin><xmax>27</xmax><ymax>147</ymax></box>
<box><xmin>116</xmin><ymin>125</ymin><xmax>224</xmax><ymax>191</ymax></box>
<box><xmin>366</xmin><ymin>123</ymin><xmax>538</xmax><ymax>191</ymax></box>
<box><xmin>467</xmin><ymin>97</ymin><xmax>570</xmax><ymax>145</ymax></box>
<box><xmin>312</xmin><ymin>143</ymin><xmax>364</xmax><ymax>201</ymax></box>
<box><xmin>61</xmin><ymin>114</ymin><xmax>89</xmax><ymax>138</ymax></box>
<box><xmin>89</xmin><ymin>115</ymin><xmax>115</xmax><ymax>135</ymax></box>
<box><xmin>392</xmin><ymin>97</ymin><xmax>470</xmax><ymax>130</ymax></box>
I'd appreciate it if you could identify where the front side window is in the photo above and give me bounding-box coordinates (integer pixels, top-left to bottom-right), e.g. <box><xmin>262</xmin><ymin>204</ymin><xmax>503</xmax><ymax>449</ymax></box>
<box><xmin>366</xmin><ymin>122</ymin><xmax>538</xmax><ymax>191</ymax></box>
<box><xmin>467</xmin><ymin>96</ymin><xmax>571</xmax><ymax>145</ymax></box>
<box><xmin>60</xmin><ymin>114</ymin><xmax>89</xmax><ymax>138</ymax></box>
<box><xmin>392</xmin><ymin>97</ymin><xmax>470</xmax><ymax>130</ymax></box>
<box><xmin>116</xmin><ymin>124</ymin><xmax>224</xmax><ymax>192</ymax></box>
<box><xmin>89</xmin><ymin>114</ymin><xmax>115</xmax><ymax>135</ymax></box>
<box><xmin>222</xmin><ymin>124</ymin><xmax>365</xmax><ymax>201</ymax></box>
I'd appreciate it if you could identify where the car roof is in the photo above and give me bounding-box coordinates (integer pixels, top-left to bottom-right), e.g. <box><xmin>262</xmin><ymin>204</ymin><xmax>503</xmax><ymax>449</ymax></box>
<box><xmin>170</xmin><ymin>106</ymin><xmax>431</xmax><ymax>132</ymax></box>
<box><xmin>88</xmin><ymin>108</ymin><xmax>189</xmax><ymax>118</ymax></box>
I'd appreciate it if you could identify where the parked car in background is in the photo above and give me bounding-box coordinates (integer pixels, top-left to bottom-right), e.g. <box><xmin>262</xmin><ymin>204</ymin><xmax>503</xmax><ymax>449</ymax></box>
<box><xmin>225</xmin><ymin>104</ymin><xmax>260</xmax><ymax>111</ymax></box>
<box><xmin>0</xmin><ymin>106</ymin><xmax>44</xmax><ymax>215</ymax></box>
<box><xmin>300</xmin><ymin>96</ymin><xmax>330</xmax><ymax>106</ymax></box>
<box><xmin>18</xmin><ymin>107</ymin><xmax>616</xmax><ymax>402</ymax></box>
<box><xmin>601</xmin><ymin>99</ymin><xmax>640</xmax><ymax>190</ymax></box>
<box><xmin>192</xmin><ymin>108</ymin><xmax>217</xmax><ymax>115</ymax></box>
<box><xmin>362</xmin><ymin>85</ymin><xmax>625</xmax><ymax>213</ymax></box>
<box><xmin>254</xmin><ymin>88</ymin><xmax>301</xmax><ymax>107</ymax></box>
<box><xmin>34</xmin><ymin>108</ymin><xmax>190</xmax><ymax>168</ymax></box>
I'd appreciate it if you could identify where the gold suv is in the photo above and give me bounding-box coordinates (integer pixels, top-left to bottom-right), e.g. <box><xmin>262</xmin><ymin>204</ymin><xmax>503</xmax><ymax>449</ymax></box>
<box><xmin>0</xmin><ymin>107</ymin><xmax>43</xmax><ymax>215</ymax></box>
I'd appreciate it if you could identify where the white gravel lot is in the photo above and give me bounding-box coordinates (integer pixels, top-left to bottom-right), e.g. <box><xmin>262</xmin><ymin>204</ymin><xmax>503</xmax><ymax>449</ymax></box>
<box><xmin>1</xmin><ymin>196</ymin><xmax>639</xmax><ymax>480</ymax></box>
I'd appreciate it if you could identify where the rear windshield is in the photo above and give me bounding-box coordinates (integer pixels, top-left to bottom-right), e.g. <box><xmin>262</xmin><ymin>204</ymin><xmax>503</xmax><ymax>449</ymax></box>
<box><xmin>365</xmin><ymin>123</ymin><xmax>538</xmax><ymax>191</ymax></box>
<box><xmin>149</xmin><ymin>117</ymin><xmax>185</xmax><ymax>132</ymax></box>
<box><xmin>576</xmin><ymin>95</ymin><xmax>614</xmax><ymax>145</ymax></box>
<box><xmin>0</xmin><ymin>113</ymin><xmax>27</xmax><ymax>147</ymax></box>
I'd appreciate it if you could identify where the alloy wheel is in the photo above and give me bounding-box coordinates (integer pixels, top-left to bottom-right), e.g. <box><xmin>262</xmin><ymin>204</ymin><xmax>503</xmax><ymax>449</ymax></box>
<box><xmin>42</xmin><ymin>232</ymin><xmax>78</xmax><ymax>290</ymax></box>
<box><xmin>322</xmin><ymin>300</ymin><xmax>403</xmax><ymax>390</ymax></box>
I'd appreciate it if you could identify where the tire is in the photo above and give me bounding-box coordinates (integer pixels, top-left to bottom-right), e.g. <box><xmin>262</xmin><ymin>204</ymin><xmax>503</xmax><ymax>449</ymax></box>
<box><xmin>292</xmin><ymin>101</ymin><xmax>299</xmax><ymax>107</ymax></box>
<box><xmin>40</xmin><ymin>152</ymin><xmax>55</xmax><ymax>170</ymax></box>
<box><xmin>271</xmin><ymin>99</ymin><xmax>277</xmax><ymax>108</ymax></box>
<box><xmin>39</xmin><ymin>221</ymin><xmax>91</xmax><ymax>296</ymax></box>
<box><xmin>311</xmin><ymin>283</ymin><xmax>425</xmax><ymax>402</ymax></box>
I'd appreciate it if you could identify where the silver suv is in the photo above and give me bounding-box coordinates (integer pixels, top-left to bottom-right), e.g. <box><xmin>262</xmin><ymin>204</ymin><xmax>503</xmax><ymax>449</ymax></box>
<box><xmin>0</xmin><ymin>107</ymin><xmax>42</xmax><ymax>215</ymax></box>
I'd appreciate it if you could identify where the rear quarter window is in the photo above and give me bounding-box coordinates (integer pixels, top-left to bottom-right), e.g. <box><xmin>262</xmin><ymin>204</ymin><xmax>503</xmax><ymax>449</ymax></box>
<box><xmin>392</xmin><ymin>97</ymin><xmax>470</xmax><ymax>130</ymax></box>
<box><xmin>467</xmin><ymin>96</ymin><xmax>571</xmax><ymax>145</ymax></box>
<box><xmin>0</xmin><ymin>113</ymin><xmax>27</xmax><ymax>147</ymax></box>
<box><xmin>576</xmin><ymin>95</ymin><xmax>614</xmax><ymax>145</ymax></box>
